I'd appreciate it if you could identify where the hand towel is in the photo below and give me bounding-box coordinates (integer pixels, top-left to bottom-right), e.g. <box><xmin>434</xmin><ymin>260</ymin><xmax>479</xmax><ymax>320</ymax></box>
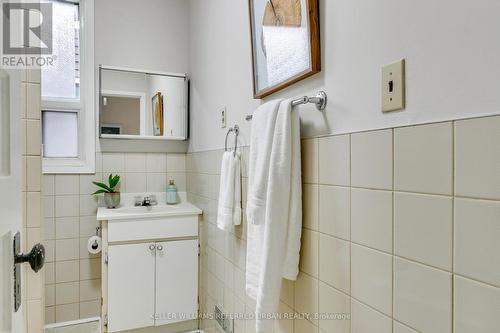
<box><xmin>246</xmin><ymin>99</ymin><xmax>283</xmax><ymax>226</ymax></box>
<box><xmin>282</xmin><ymin>103</ymin><xmax>302</xmax><ymax>280</ymax></box>
<box><xmin>245</xmin><ymin>99</ymin><xmax>303</xmax><ymax>333</ymax></box>
<box><xmin>232</xmin><ymin>152</ymin><xmax>242</xmax><ymax>227</ymax></box>
<box><xmin>216</xmin><ymin>151</ymin><xmax>241</xmax><ymax>231</ymax></box>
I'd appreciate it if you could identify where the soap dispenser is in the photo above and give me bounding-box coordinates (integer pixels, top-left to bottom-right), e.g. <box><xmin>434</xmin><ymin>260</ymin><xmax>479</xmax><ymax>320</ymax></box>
<box><xmin>166</xmin><ymin>178</ymin><xmax>178</xmax><ymax>205</ymax></box>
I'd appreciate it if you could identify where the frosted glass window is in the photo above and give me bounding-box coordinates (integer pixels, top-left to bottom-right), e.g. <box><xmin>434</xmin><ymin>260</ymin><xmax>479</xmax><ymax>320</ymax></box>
<box><xmin>41</xmin><ymin>0</ymin><xmax>80</xmax><ymax>99</ymax></box>
<box><xmin>42</xmin><ymin>111</ymin><xmax>78</xmax><ymax>158</ymax></box>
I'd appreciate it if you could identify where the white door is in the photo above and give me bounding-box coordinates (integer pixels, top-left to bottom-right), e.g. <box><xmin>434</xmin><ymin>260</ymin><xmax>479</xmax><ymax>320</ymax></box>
<box><xmin>107</xmin><ymin>243</ymin><xmax>156</xmax><ymax>332</ymax></box>
<box><xmin>0</xmin><ymin>66</ymin><xmax>24</xmax><ymax>333</ymax></box>
<box><xmin>155</xmin><ymin>239</ymin><xmax>198</xmax><ymax>326</ymax></box>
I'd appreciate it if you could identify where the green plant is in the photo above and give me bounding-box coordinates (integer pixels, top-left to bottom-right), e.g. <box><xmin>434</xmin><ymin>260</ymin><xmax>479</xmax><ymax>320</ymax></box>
<box><xmin>92</xmin><ymin>174</ymin><xmax>120</xmax><ymax>195</ymax></box>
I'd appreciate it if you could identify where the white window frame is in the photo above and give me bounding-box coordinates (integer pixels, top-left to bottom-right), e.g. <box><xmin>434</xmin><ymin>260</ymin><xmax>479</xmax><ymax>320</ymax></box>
<box><xmin>42</xmin><ymin>0</ymin><xmax>95</xmax><ymax>174</ymax></box>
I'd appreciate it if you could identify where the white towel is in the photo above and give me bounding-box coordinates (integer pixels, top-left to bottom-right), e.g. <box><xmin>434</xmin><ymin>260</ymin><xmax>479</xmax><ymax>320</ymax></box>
<box><xmin>245</xmin><ymin>99</ymin><xmax>303</xmax><ymax>333</ymax></box>
<box><xmin>246</xmin><ymin>99</ymin><xmax>282</xmax><ymax>226</ymax></box>
<box><xmin>282</xmin><ymin>101</ymin><xmax>302</xmax><ymax>280</ymax></box>
<box><xmin>232</xmin><ymin>152</ymin><xmax>242</xmax><ymax>227</ymax></box>
<box><xmin>216</xmin><ymin>151</ymin><xmax>241</xmax><ymax>231</ymax></box>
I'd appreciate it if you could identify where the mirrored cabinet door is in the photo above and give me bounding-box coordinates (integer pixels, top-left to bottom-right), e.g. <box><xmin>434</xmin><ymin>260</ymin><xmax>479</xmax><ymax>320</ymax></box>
<box><xmin>99</xmin><ymin>66</ymin><xmax>188</xmax><ymax>140</ymax></box>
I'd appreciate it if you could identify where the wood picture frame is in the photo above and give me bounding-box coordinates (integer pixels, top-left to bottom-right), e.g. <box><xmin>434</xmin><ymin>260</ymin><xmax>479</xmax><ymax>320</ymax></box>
<box><xmin>248</xmin><ymin>0</ymin><xmax>321</xmax><ymax>99</ymax></box>
<box><xmin>152</xmin><ymin>92</ymin><xmax>164</xmax><ymax>136</ymax></box>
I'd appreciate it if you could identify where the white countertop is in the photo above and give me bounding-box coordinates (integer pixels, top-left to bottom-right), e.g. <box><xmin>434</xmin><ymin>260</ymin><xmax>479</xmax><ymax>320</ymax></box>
<box><xmin>96</xmin><ymin>192</ymin><xmax>202</xmax><ymax>221</ymax></box>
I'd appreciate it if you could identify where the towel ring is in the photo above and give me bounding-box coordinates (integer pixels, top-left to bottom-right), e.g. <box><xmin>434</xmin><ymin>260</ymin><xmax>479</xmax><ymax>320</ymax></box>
<box><xmin>225</xmin><ymin>125</ymin><xmax>239</xmax><ymax>156</ymax></box>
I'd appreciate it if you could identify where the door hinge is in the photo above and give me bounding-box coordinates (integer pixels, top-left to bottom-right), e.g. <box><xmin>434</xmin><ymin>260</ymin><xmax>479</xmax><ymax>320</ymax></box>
<box><xmin>104</xmin><ymin>314</ymin><xmax>108</xmax><ymax>327</ymax></box>
<box><xmin>104</xmin><ymin>252</ymin><xmax>108</xmax><ymax>265</ymax></box>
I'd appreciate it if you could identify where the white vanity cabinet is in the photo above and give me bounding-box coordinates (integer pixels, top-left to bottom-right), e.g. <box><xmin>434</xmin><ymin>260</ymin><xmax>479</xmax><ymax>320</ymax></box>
<box><xmin>98</xmin><ymin>201</ymin><xmax>202</xmax><ymax>333</ymax></box>
<box><xmin>154</xmin><ymin>240</ymin><xmax>198</xmax><ymax>327</ymax></box>
<box><xmin>107</xmin><ymin>240</ymin><xmax>198</xmax><ymax>332</ymax></box>
<box><xmin>107</xmin><ymin>243</ymin><xmax>155</xmax><ymax>332</ymax></box>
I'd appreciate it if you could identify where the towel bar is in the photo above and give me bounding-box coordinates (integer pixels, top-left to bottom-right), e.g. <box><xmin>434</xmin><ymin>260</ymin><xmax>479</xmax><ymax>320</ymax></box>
<box><xmin>245</xmin><ymin>91</ymin><xmax>327</xmax><ymax>121</ymax></box>
<box><xmin>225</xmin><ymin>125</ymin><xmax>239</xmax><ymax>156</ymax></box>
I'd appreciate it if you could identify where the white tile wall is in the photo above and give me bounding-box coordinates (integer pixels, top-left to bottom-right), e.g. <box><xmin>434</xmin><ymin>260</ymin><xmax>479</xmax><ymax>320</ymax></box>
<box><xmin>295</xmin><ymin>273</ymin><xmax>319</xmax><ymax>325</ymax></box>
<box><xmin>394</xmin><ymin>258</ymin><xmax>452</xmax><ymax>333</ymax></box>
<box><xmin>455</xmin><ymin>116</ymin><xmax>500</xmax><ymax>200</ymax></box>
<box><xmin>23</xmin><ymin>72</ymin><xmax>44</xmax><ymax>333</ymax></box>
<box><xmin>302</xmin><ymin>184</ymin><xmax>319</xmax><ymax>231</ymax></box>
<box><xmin>351</xmin><ymin>244</ymin><xmax>392</xmax><ymax>316</ymax></box>
<box><xmin>394</xmin><ymin>122</ymin><xmax>453</xmax><ymax>195</ymax></box>
<box><xmin>394</xmin><ymin>192</ymin><xmax>453</xmax><ymax>270</ymax></box>
<box><xmin>299</xmin><ymin>229</ymin><xmax>319</xmax><ymax>278</ymax></box>
<box><xmin>351</xmin><ymin>299</ymin><xmax>392</xmax><ymax>333</ymax></box>
<box><xmin>351</xmin><ymin>129</ymin><xmax>393</xmax><ymax>190</ymax></box>
<box><xmin>393</xmin><ymin>322</ymin><xmax>419</xmax><ymax>333</ymax></box>
<box><xmin>454</xmin><ymin>198</ymin><xmax>500</xmax><ymax>286</ymax></box>
<box><xmin>319</xmin><ymin>234</ymin><xmax>350</xmax><ymax>293</ymax></box>
<box><xmin>454</xmin><ymin>275</ymin><xmax>500</xmax><ymax>333</ymax></box>
<box><xmin>42</xmin><ymin>151</ymin><xmax>186</xmax><ymax>324</ymax></box>
<box><xmin>319</xmin><ymin>134</ymin><xmax>350</xmax><ymax>186</ymax></box>
<box><xmin>351</xmin><ymin>188</ymin><xmax>392</xmax><ymax>253</ymax></box>
<box><xmin>319</xmin><ymin>185</ymin><xmax>350</xmax><ymax>240</ymax></box>
<box><xmin>124</xmin><ymin>153</ymin><xmax>147</xmax><ymax>172</ymax></box>
<box><xmin>102</xmin><ymin>153</ymin><xmax>125</xmax><ymax>173</ymax></box>
<box><xmin>318</xmin><ymin>281</ymin><xmax>350</xmax><ymax>333</ymax></box>
<box><xmin>190</xmin><ymin>115</ymin><xmax>500</xmax><ymax>333</ymax></box>
<box><xmin>146</xmin><ymin>153</ymin><xmax>168</xmax><ymax>173</ymax></box>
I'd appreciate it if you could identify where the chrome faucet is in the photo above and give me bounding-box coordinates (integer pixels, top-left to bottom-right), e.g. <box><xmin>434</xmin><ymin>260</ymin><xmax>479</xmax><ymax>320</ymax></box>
<box><xmin>135</xmin><ymin>195</ymin><xmax>158</xmax><ymax>207</ymax></box>
<box><xmin>142</xmin><ymin>197</ymin><xmax>152</xmax><ymax>206</ymax></box>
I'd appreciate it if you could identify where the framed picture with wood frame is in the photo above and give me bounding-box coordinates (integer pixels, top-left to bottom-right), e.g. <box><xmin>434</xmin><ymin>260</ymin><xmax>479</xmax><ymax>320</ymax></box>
<box><xmin>248</xmin><ymin>0</ymin><xmax>321</xmax><ymax>98</ymax></box>
<box><xmin>152</xmin><ymin>92</ymin><xmax>164</xmax><ymax>136</ymax></box>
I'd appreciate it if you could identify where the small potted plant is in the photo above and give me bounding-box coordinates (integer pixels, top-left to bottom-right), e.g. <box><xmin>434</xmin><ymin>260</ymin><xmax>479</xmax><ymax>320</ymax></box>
<box><xmin>93</xmin><ymin>174</ymin><xmax>121</xmax><ymax>209</ymax></box>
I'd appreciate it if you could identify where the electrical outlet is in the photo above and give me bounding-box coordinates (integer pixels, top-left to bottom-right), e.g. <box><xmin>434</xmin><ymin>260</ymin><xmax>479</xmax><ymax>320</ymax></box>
<box><xmin>220</xmin><ymin>107</ymin><xmax>227</xmax><ymax>128</ymax></box>
<box><xmin>381</xmin><ymin>59</ymin><xmax>405</xmax><ymax>112</ymax></box>
<box><xmin>215</xmin><ymin>305</ymin><xmax>233</xmax><ymax>333</ymax></box>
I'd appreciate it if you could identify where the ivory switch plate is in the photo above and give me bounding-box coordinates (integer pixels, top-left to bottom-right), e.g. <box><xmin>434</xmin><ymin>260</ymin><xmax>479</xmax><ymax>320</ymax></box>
<box><xmin>382</xmin><ymin>59</ymin><xmax>405</xmax><ymax>112</ymax></box>
<box><xmin>220</xmin><ymin>106</ymin><xmax>227</xmax><ymax>128</ymax></box>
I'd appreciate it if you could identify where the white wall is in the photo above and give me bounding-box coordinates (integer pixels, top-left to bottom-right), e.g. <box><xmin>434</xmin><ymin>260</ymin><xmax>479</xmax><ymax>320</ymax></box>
<box><xmin>95</xmin><ymin>0</ymin><xmax>190</xmax><ymax>152</ymax></box>
<box><xmin>95</xmin><ymin>0</ymin><xmax>189</xmax><ymax>73</ymax></box>
<box><xmin>188</xmin><ymin>0</ymin><xmax>500</xmax><ymax>152</ymax></box>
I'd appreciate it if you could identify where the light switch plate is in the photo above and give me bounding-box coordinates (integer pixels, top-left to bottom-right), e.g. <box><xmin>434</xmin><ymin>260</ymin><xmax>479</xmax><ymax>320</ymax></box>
<box><xmin>220</xmin><ymin>106</ymin><xmax>227</xmax><ymax>128</ymax></box>
<box><xmin>381</xmin><ymin>59</ymin><xmax>405</xmax><ymax>112</ymax></box>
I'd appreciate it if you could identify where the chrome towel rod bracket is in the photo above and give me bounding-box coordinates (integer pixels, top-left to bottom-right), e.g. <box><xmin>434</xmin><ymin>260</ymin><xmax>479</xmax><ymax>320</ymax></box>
<box><xmin>225</xmin><ymin>124</ymin><xmax>239</xmax><ymax>156</ymax></box>
<box><xmin>246</xmin><ymin>90</ymin><xmax>327</xmax><ymax>121</ymax></box>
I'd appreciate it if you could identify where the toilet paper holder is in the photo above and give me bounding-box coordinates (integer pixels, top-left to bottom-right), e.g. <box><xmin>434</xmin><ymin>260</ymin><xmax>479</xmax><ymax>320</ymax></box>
<box><xmin>91</xmin><ymin>227</ymin><xmax>101</xmax><ymax>251</ymax></box>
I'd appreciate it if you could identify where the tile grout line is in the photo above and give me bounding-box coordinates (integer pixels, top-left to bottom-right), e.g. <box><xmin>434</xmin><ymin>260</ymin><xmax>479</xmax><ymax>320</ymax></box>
<box><xmin>316</xmin><ymin>136</ymin><xmax>321</xmax><ymax>331</ymax></box>
<box><xmin>391</xmin><ymin>127</ymin><xmax>396</xmax><ymax>329</ymax></box>
<box><xmin>348</xmin><ymin>133</ymin><xmax>353</xmax><ymax>333</ymax></box>
<box><xmin>451</xmin><ymin>119</ymin><xmax>456</xmax><ymax>333</ymax></box>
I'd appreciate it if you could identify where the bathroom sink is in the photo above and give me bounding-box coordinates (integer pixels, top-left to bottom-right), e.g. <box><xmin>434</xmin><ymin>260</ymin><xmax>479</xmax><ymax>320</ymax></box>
<box><xmin>96</xmin><ymin>193</ymin><xmax>202</xmax><ymax>221</ymax></box>
<box><xmin>117</xmin><ymin>205</ymin><xmax>181</xmax><ymax>215</ymax></box>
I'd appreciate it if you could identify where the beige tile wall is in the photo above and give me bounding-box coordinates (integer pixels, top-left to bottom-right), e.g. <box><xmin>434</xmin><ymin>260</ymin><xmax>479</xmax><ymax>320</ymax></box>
<box><xmin>188</xmin><ymin>115</ymin><xmax>500</xmax><ymax>333</ymax></box>
<box><xmin>42</xmin><ymin>152</ymin><xmax>186</xmax><ymax>324</ymax></box>
<box><xmin>22</xmin><ymin>68</ymin><xmax>44</xmax><ymax>333</ymax></box>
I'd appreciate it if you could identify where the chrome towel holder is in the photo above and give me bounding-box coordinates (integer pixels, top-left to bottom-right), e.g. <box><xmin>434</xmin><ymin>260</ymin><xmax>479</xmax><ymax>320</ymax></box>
<box><xmin>225</xmin><ymin>124</ymin><xmax>239</xmax><ymax>156</ymax></box>
<box><xmin>245</xmin><ymin>90</ymin><xmax>327</xmax><ymax>121</ymax></box>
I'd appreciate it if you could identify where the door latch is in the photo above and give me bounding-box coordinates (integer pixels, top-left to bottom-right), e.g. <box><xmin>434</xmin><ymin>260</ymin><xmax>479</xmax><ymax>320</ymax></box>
<box><xmin>13</xmin><ymin>232</ymin><xmax>45</xmax><ymax>312</ymax></box>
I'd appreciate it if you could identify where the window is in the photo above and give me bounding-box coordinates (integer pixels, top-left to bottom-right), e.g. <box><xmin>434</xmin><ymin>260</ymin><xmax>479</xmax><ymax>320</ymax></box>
<box><xmin>41</xmin><ymin>0</ymin><xmax>94</xmax><ymax>173</ymax></box>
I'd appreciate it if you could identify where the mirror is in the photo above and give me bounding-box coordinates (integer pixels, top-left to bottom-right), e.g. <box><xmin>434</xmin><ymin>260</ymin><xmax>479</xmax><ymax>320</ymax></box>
<box><xmin>99</xmin><ymin>66</ymin><xmax>189</xmax><ymax>140</ymax></box>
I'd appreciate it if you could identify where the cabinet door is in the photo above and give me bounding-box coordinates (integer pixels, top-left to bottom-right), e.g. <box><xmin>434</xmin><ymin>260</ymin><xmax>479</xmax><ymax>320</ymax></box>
<box><xmin>161</xmin><ymin>76</ymin><xmax>187</xmax><ymax>139</ymax></box>
<box><xmin>108</xmin><ymin>243</ymin><xmax>156</xmax><ymax>332</ymax></box>
<box><xmin>155</xmin><ymin>239</ymin><xmax>198</xmax><ymax>326</ymax></box>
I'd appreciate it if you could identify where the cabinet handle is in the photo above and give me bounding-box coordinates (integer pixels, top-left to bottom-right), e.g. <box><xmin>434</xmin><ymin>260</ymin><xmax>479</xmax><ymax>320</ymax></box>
<box><xmin>149</xmin><ymin>244</ymin><xmax>156</xmax><ymax>251</ymax></box>
<box><xmin>156</xmin><ymin>245</ymin><xmax>163</xmax><ymax>251</ymax></box>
